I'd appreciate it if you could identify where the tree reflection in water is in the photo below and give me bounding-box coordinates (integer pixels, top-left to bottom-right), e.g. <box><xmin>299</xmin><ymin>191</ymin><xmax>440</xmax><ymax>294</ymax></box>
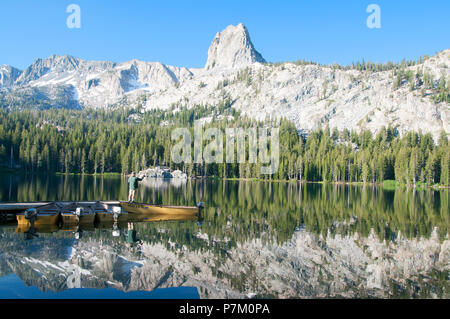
<box><xmin>0</xmin><ymin>176</ymin><xmax>448</xmax><ymax>298</ymax></box>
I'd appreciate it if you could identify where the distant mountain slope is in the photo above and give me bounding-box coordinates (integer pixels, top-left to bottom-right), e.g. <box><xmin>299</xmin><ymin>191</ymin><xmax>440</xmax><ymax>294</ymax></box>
<box><xmin>0</xmin><ymin>65</ymin><xmax>22</xmax><ymax>87</ymax></box>
<box><xmin>0</xmin><ymin>23</ymin><xmax>448</xmax><ymax>139</ymax></box>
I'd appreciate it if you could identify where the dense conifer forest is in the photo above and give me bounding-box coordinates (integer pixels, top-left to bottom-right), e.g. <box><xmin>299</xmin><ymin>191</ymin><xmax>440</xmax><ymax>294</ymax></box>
<box><xmin>0</xmin><ymin>106</ymin><xmax>448</xmax><ymax>186</ymax></box>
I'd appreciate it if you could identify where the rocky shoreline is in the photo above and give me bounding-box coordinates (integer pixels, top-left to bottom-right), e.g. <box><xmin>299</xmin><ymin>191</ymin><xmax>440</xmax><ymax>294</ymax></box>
<box><xmin>137</xmin><ymin>166</ymin><xmax>188</xmax><ymax>179</ymax></box>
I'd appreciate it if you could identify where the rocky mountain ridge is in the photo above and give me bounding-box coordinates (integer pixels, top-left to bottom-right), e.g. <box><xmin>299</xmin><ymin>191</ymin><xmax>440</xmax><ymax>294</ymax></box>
<box><xmin>1</xmin><ymin>23</ymin><xmax>449</xmax><ymax>139</ymax></box>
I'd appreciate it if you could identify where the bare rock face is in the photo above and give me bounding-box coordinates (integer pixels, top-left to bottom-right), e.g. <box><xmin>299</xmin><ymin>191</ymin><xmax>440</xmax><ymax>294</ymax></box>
<box><xmin>205</xmin><ymin>23</ymin><xmax>266</xmax><ymax>70</ymax></box>
<box><xmin>0</xmin><ymin>65</ymin><xmax>22</xmax><ymax>88</ymax></box>
<box><xmin>0</xmin><ymin>24</ymin><xmax>448</xmax><ymax>139</ymax></box>
<box><xmin>14</xmin><ymin>55</ymin><xmax>82</xmax><ymax>86</ymax></box>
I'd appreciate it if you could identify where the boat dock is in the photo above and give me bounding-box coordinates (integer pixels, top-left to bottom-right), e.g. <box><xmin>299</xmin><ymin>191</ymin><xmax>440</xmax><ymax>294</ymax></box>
<box><xmin>0</xmin><ymin>201</ymin><xmax>202</xmax><ymax>226</ymax></box>
<box><xmin>0</xmin><ymin>201</ymin><xmax>121</xmax><ymax>223</ymax></box>
<box><xmin>0</xmin><ymin>201</ymin><xmax>120</xmax><ymax>213</ymax></box>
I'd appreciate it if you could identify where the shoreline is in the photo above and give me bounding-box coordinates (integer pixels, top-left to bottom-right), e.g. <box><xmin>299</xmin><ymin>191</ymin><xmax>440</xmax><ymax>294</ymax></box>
<box><xmin>220</xmin><ymin>178</ymin><xmax>449</xmax><ymax>189</ymax></box>
<box><xmin>1</xmin><ymin>168</ymin><xmax>448</xmax><ymax>189</ymax></box>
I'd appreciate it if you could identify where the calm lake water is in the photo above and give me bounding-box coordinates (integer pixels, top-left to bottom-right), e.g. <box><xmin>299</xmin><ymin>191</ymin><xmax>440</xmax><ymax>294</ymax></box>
<box><xmin>0</xmin><ymin>174</ymin><xmax>448</xmax><ymax>299</ymax></box>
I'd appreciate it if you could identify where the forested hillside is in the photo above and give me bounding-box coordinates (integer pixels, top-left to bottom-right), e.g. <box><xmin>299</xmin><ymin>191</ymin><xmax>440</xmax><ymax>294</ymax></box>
<box><xmin>0</xmin><ymin>107</ymin><xmax>448</xmax><ymax>185</ymax></box>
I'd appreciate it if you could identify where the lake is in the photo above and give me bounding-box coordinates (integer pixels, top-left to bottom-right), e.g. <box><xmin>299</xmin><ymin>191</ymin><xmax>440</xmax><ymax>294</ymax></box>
<box><xmin>0</xmin><ymin>174</ymin><xmax>448</xmax><ymax>298</ymax></box>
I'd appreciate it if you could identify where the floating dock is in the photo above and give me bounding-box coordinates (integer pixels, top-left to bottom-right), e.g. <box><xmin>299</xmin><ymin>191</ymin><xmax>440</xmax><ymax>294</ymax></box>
<box><xmin>0</xmin><ymin>201</ymin><xmax>120</xmax><ymax>212</ymax></box>
<box><xmin>0</xmin><ymin>201</ymin><xmax>120</xmax><ymax>223</ymax></box>
<box><xmin>0</xmin><ymin>201</ymin><xmax>202</xmax><ymax>225</ymax></box>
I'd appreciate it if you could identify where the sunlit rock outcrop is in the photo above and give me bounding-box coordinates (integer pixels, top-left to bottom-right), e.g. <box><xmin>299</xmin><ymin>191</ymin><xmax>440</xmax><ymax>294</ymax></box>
<box><xmin>1</xmin><ymin>24</ymin><xmax>448</xmax><ymax>139</ymax></box>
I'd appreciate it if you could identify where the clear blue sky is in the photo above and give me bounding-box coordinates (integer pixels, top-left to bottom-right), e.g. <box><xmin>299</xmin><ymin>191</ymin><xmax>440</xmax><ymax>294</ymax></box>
<box><xmin>1</xmin><ymin>0</ymin><xmax>449</xmax><ymax>70</ymax></box>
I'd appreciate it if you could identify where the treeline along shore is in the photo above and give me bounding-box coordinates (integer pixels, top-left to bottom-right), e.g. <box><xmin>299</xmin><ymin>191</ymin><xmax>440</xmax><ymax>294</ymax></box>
<box><xmin>0</xmin><ymin>107</ymin><xmax>448</xmax><ymax>186</ymax></box>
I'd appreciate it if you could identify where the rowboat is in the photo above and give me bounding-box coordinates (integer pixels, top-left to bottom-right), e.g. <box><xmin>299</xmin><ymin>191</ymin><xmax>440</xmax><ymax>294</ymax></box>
<box><xmin>16</xmin><ymin>202</ymin><xmax>61</xmax><ymax>227</ymax></box>
<box><xmin>60</xmin><ymin>202</ymin><xmax>96</xmax><ymax>225</ymax></box>
<box><xmin>128</xmin><ymin>213</ymin><xmax>200</xmax><ymax>222</ymax></box>
<box><xmin>120</xmin><ymin>201</ymin><xmax>204</xmax><ymax>216</ymax></box>
<box><xmin>92</xmin><ymin>201</ymin><xmax>128</xmax><ymax>224</ymax></box>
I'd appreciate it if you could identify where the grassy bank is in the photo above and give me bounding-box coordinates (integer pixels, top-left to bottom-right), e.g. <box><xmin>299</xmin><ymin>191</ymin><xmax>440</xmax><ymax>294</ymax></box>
<box><xmin>221</xmin><ymin>177</ymin><xmax>448</xmax><ymax>189</ymax></box>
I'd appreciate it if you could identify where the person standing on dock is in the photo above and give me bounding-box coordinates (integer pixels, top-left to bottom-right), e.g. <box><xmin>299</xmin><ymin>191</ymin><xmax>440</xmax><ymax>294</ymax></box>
<box><xmin>128</xmin><ymin>172</ymin><xmax>143</xmax><ymax>202</ymax></box>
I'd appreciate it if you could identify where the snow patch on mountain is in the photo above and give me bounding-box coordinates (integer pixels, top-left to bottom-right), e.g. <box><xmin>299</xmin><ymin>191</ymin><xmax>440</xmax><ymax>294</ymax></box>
<box><xmin>0</xmin><ymin>24</ymin><xmax>448</xmax><ymax>139</ymax></box>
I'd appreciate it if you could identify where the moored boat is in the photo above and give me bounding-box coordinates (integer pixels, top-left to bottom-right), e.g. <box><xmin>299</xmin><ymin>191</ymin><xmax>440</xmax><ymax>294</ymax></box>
<box><xmin>128</xmin><ymin>212</ymin><xmax>200</xmax><ymax>222</ymax></box>
<box><xmin>92</xmin><ymin>201</ymin><xmax>128</xmax><ymax>224</ymax></box>
<box><xmin>16</xmin><ymin>202</ymin><xmax>61</xmax><ymax>227</ymax></box>
<box><xmin>120</xmin><ymin>201</ymin><xmax>203</xmax><ymax>216</ymax></box>
<box><xmin>60</xmin><ymin>202</ymin><xmax>96</xmax><ymax>225</ymax></box>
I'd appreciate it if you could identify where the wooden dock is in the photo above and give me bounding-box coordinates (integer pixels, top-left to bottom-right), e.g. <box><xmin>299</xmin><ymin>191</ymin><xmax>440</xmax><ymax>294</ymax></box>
<box><xmin>1</xmin><ymin>201</ymin><xmax>203</xmax><ymax>226</ymax></box>
<box><xmin>0</xmin><ymin>201</ymin><xmax>121</xmax><ymax>213</ymax></box>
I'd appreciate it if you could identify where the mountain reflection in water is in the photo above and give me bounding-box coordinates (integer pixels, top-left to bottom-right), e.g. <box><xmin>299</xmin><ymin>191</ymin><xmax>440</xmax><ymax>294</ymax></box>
<box><xmin>0</xmin><ymin>175</ymin><xmax>448</xmax><ymax>298</ymax></box>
